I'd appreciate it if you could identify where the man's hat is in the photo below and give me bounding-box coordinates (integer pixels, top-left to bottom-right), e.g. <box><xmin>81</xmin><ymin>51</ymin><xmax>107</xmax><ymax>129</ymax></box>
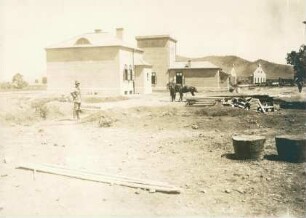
<box><xmin>75</xmin><ymin>80</ymin><xmax>80</xmax><ymax>85</ymax></box>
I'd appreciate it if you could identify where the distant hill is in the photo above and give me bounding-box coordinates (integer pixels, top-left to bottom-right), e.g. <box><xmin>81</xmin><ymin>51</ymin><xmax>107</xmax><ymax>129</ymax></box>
<box><xmin>176</xmin><ymin>55</ymin><xmax>294</xmax><ymax>79</ymax></box>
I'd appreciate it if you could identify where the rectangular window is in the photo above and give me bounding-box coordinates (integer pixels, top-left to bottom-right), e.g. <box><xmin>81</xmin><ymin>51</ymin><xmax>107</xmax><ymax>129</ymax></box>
<box><xmin>151</xmin><ymin>72</ymin><xmax>156</xmax><ymax>85</ymax></box>
<box><xmin>129</xmin><ymin>69</ymin><xmax>132</xmax><ymax>81</ymax></box>
<box><xmin>128</xmin><ymin>66</ymin><xmax>133</xmax><ymax>81</ymax></box>
<box><xmin>124</xmin><ymin>69</ymin><xmax>128</xmax><ymax>81</ymax></box>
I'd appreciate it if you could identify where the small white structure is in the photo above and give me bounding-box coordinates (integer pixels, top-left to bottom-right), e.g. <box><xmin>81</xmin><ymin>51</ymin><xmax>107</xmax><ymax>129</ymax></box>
<box><xmin>229</xmin><ymin>64</ymin><xmax>237</xmax><ymax>85</ymax></box>
<box><xmin>252</xmin><ymin>63</ymin><xmax>266</xmax><ymax>84</ymax></box>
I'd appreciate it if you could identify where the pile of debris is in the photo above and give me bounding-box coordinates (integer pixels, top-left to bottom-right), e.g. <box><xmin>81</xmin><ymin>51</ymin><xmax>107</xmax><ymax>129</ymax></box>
<box><xmin>221</xmin><ymin>96</ymin><xmax>274</xmax><ymax>113</ymax></box>
<box><xmin>186</xmin><ymin>95</ymin><xmax>275</xmax><ymax>113</ymax></box>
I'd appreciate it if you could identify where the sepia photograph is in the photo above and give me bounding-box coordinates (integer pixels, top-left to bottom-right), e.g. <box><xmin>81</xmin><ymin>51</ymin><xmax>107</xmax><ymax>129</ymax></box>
<box><xmin>0</xmin><ymin>0</ymin><xmax>305</xmax><ymax>217</ymax></box>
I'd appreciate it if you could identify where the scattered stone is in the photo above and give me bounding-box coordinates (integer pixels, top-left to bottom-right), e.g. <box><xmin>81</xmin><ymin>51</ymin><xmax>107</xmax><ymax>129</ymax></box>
<box><xmin>296</xmin><ymin>197</ymin><xmax>304</xmax><ymax>202</ymax></box>
<box><xmin>225</xmin><ymin>189</ymin><xmax>231</xmax><ymax>193</ymax></box>
<box><xmin>53</xmin><ymin>143</ymin><xmax>58</xmax><ymax>147</ymax></box>
<box><xmin>200</xmin><ymin>189</ymin><xmax>206</xmax><ymax>194</ymax></box>
<box><xmin>102</xmin><ymin>198</ymin><xmax>107</xmax><ymax>201</ymax></box>
<box><xmin>149</xmin><ymin>189</ymin><xmax>156</xmax><ymax>193</ymax></box>
<box><xmin>266</xmin><ymin>177</ymin><xmax>271</xmax><ymax>181</ymax></box>
<box><xmin>191</xmin><ymin>124</ymin><xmax>199</xmax><ymax>129</ymax></box>
<box><xmin>0</xmin><ymin>174</ymin><xmax>8</xmax><ymax>177</ymax></box>
<box><xmin>135</xmin><ymin>190</ymin><xmax>140</xmax><ymax>194</ymax></box>
<box><xmin>235</xmin><ymin>188</ymin><xmax>245</xmax><ymax>194</ymax></box>
<box><xmin>38</xmin><ymin>129</ymin><xmax>44</xmax><ymax>133</ymax></box>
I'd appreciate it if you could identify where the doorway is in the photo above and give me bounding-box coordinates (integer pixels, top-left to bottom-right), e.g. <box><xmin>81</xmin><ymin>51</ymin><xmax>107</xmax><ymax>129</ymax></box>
<box><xmin>176</xmin><ymin>72</ymin><xmax>183</xmax><ymax>85</ymax></box>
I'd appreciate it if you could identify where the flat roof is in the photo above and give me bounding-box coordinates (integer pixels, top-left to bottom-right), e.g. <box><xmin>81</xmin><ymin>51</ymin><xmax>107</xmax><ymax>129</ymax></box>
<box><xmin>169</xmin><ymin>61</ymin><xmax>220</xmax><ymax>70</ymax></box>
<box><xmin>135</xmin><ymin>35</ymin><xmax>177</xmax><ymax>42</ymax></box>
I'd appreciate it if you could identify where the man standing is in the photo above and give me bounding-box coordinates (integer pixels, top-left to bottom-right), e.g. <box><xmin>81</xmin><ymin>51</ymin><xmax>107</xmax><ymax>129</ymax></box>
<box><xmin>71</xmin><ymin>81</ymin><xmax>81</xmax><ymax>120</ymax></box>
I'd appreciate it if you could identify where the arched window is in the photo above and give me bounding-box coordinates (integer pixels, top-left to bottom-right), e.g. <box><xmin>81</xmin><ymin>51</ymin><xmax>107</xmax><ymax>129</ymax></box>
<box><xmin>75</xmin><ymin>38</ymin><xmax>91</xmax><ymax>45</ymax></box>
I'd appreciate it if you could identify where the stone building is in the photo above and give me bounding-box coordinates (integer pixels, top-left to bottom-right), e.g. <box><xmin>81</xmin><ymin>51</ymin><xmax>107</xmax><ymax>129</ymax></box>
<box><xmin>46</xmin><ymin>29</ymin><xmax>228</xmax><ymax>95</ymax></box>
<box><xmin>168</xmin><ymin>60</ymin><xmax>228</xmax><ymax>90</ymax></box>
<box><xmin>45</xmin><ymin>28</ymin><xmax>152</xmax><ymax>95</ymax></box>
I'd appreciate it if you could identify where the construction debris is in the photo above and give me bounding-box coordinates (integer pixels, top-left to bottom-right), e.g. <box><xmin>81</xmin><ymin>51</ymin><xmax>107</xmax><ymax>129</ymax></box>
<box><xmin>186</xmin><ymin>95</ymin><xmax>275</xmax><ymax>113</ymax></box>
<box><xmin>17</xmin><ymin>163</ymin><xmax>181</xmax><ymax>194</ymax></box>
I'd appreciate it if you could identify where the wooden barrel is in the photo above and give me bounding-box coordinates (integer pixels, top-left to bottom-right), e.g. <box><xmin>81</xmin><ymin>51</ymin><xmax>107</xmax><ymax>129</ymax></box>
<box><xmin>275</xmin><ymin>135</ymin><xmax>306</xmax><ymax>162</ymax></box>
<box><xmin>232</xmin><ymin>135</ymin><xmax>266</xmax><ymax>160</ymax></box>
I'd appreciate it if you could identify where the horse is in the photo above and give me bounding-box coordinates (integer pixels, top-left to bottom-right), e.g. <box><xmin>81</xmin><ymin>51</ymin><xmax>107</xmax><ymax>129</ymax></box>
<box><xmin>167</xmin><ymin>82</ymin><xmax>198</xmax><ymax>102</ymax></box>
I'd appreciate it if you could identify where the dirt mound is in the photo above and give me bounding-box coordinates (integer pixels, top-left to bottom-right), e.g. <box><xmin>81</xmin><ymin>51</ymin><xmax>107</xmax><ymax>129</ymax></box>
<box><xmin>41</xmin><ymin>101</ymin><xmax>72</xmax><ymax>119</ymax></box>
<box><xmin>0</xmin><ymin>96</ymin><xmax>73</xmax><ymax>125</ymax></box>
<box><xmin>83</xmin><ymin>96</ymin><xmax>128</xmax><ymax>103</ymax></box>
<box><xmin>195</xmin><ymin>104</ymin><xmax>255</xmax><ymax>117</ymax></box>
<box><xmin>81</xmin><ymin>106</ymin><xmax>180</xmax><ymax>125</ymax></box>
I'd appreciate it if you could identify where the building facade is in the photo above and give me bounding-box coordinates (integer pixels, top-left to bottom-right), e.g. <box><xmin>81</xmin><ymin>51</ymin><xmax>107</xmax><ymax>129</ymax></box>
<box><xmin>46</xmin><ymin>28</ymin><xmax>152</xmax><ymax>95</ymax></box>
<box><xmin>46</xmin><ymin>29</ymin><xmax>228</xmax><ymax>95</ymax></box>
<box><xmin>168</xmin><ymin>61</ymin><xmax>228</xmax><ymax>90</ymax></box>
<box><xmin>136</xmin><ymin>35</ymin><xmax>228</xmax><ymax>90</ymax></box>
<box><xmin>252</xmin><ymin>64</ymin><xmax>266</xmax><ymax>84</ymax></box>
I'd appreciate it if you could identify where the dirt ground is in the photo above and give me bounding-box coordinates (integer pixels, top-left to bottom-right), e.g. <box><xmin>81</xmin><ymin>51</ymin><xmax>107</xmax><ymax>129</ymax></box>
<box><xmin>0</xmin><ymin>87</ymin><xmax>305</xmax><ymax>217</ymax></box>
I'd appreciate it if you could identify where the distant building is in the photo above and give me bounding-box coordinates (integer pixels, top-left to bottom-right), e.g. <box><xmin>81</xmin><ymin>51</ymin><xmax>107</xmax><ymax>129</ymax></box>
<box><xmin>45</xmin><ymin>28</ymin><xmax>152</xmax><ymax>95</ymax></box>
<box><xmin>252</xmin><ymin>63</ymin><xmax>266</xmax><ymax>84</ymax></box>
<box><xmin>229</xmin><ymin>64</ymin><xmax>237</xmax><ymax>85</ymax></box>
<box><xmin>168</xmin><ymin>60</ymin><xmax>228</xmax><ymax>89</ymax></box>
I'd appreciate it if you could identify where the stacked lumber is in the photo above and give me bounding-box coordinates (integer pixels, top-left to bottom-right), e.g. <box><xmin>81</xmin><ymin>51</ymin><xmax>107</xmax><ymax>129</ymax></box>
<box><xmin>17</xmin><ymin>163</ymin><xmax>181</xmax><ymax>194</ymax></box>
<box><xmin>185</xmin><ymin>97</ymin><xmax>218</xmax><ymax>106</ymax></box>
<box><xmin>185</xmin><ymin>95</ymin><xmax>275</xmax><ymax>113</ymax></box>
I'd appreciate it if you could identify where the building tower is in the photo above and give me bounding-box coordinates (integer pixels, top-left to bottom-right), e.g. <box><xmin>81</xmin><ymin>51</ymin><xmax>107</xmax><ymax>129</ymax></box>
<box><xmin>135</xmin><ymin>35</ymin><xmax>177</xmax><ymax>90</ymax></box>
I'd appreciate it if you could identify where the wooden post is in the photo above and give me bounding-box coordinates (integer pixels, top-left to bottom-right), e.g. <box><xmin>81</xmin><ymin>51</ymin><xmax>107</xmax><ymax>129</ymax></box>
<box><xmin>275</xmin><ymin>135</ymin><xmax>306</xmax><ymax>162</ymax></box>
<box><xmin>232</xmin><ymin>135</ymin><xmax>266</xmax><ymax>160</ymax></box>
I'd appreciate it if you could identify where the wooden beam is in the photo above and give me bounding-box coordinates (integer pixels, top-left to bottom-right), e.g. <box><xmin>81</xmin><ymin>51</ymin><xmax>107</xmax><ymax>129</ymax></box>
<box><xmin>255</xmin><ymin>98</ymin><xmax>266</xmax><ymax>114</ymax></box>
<box><xmin>17</xmin><ymin>163</ymin><xmax>181</xmax><ymax>194</ymax></box>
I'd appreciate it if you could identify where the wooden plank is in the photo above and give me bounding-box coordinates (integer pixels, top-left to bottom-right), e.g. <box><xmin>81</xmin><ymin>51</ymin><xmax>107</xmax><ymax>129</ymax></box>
<box><xmin>17</xmin><ymin>163</ymin><xmax>181</xmax><ymax>194</ymax></box>
<box><xmin>41</xmin><ymin>163</ymin><xmax>173</xmax><ymax>188</ymax></box>
<box><xmin>256</xmin><ymin>98</ymin><xmax>266</xmax><ymax>114</ymax></box>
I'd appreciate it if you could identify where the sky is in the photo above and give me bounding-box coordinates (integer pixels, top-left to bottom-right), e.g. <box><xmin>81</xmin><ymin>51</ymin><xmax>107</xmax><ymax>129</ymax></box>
<box><xmin>0</xmin><ymin>0</ymin><xmax>305</xmax><ymax>82</ymax></box>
